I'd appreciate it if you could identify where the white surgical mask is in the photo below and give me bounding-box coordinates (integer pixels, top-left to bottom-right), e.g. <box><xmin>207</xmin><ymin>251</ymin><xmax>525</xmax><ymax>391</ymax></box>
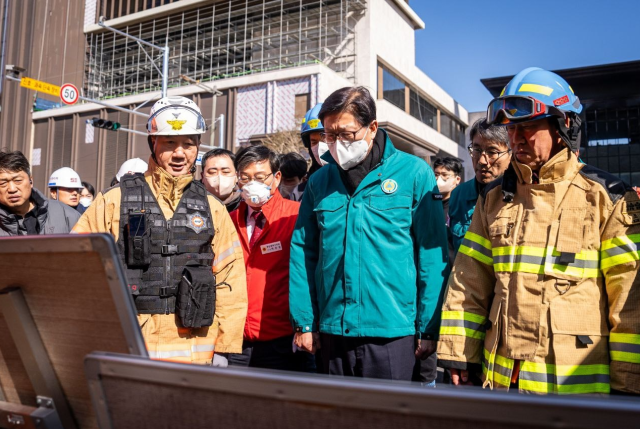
<box><xmin>79</xmin><ymin>197</ymin><xmax>92</xmax><ymax>208</ymax></box>
<box><xmin>241</xmin><ymin>181</ymin><xmax>272</xmax><ymax>208</ymax></box>
<box><xmin>437</xmin><ymin>176</ymin><xmax>457</xmax><ymax>194</ymax></box>
<box><xmin>205</xmin><ymin>174</ymin><xmax>236</xmax><ymax>198</ymax></box>
<box><xmin>329</xmin><ymin>128</ymin><xmax>371</xmax><ymax>170</ymax></box>
<box><xmin>311</xmin><ymin>141</ymin><xmax>330</xmax><ymax>166</ymax></box>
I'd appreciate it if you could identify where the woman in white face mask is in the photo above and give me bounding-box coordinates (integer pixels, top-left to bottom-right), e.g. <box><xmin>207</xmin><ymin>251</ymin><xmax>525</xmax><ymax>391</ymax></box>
<box><xmin>201</xmin><ymin>149</ymin><xmax>242</xmax><ymax>212</ymax></box>
<box><xmin>79</xmin><ymin>181</ymin><xmax>96</xmax><ymax>208</ymax></box>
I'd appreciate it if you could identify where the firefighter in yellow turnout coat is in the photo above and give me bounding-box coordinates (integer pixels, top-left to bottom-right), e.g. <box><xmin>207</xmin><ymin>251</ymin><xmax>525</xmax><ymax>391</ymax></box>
<box><xmin>438</xmin><ymin>68</ymin><xmax>640</xmax><ymax>394</ymax></box>
<box><xmin>74</xmin><ymin>96</ymin><xmax>247</xmax><ymax>364</ymax></box>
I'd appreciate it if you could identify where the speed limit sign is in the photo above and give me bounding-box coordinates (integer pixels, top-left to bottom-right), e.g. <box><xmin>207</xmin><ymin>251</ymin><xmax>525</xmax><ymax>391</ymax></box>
<box><xmin>60</xmin><ymin>83</ymin><xmax>79</xmax><ymax>105</ymax></box>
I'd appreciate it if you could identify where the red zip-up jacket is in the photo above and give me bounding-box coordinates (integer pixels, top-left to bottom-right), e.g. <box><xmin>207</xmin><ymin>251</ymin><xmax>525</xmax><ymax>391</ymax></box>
<box><xmin>230</xmin><ymin>190</ymin><xmax>300</xmax><ymax>342</ymax></box>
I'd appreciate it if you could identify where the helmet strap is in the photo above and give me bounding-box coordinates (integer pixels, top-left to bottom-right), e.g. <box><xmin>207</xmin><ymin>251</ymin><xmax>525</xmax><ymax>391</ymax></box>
<box><xmin>553</xmin><ymin>113</ymin><xmax>582</xmax><ymax>153</ymax></box>
<box><xmin>148</xmin><ymin>136</ymin><xmax>158</xmax><ymax>163</ymax></box>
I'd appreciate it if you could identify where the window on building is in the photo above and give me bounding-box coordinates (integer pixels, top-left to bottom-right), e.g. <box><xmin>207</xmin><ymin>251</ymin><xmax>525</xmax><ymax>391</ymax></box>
<box><xmin>382</xmin><ymin>68</ymin><xmax>406</xmax><ymax>111</ymax></box>
<box><xmin>580</xmin><ymin>105</ymin><xmax>640</xmax><ymax>186</ymax></box>
<box><xmin>295</xmin><ymin>94</ymin><xmax>310</xmax><ymax>121</ymax></box>
<box><xmin>409</xmin><ymin>89</ymin><xmax>437</xmax><ymax>129</ymax></box>
<box><xmin>438</xmin><ymin>111</ymin><xmax>466</xmax><ymax>146</ymax></box>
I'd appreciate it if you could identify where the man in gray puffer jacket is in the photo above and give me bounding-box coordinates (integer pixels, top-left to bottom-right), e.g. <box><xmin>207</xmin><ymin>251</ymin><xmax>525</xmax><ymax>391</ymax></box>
<box><xmin>0</xmin><ymin>151</ymin><xmax>80</xmax><ymax>236</ymax></box>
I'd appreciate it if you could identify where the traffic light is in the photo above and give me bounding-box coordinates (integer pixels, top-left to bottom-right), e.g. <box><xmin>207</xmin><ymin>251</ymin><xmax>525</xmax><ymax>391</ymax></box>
<box><xmin>89</xmin><ymin>117</ymin><xmax>121</xmax><ymax>131</ymax></box>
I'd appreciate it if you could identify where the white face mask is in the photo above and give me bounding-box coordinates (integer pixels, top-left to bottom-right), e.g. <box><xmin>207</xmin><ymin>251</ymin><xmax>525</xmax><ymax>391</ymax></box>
<box><xmin>79</xmin><ymin>197</ymin><xmax>92</xmax><ymax>208</ymax></box>
<box><xmin>437</xmin><ymin>176</ymin><xmax>457</xmax><ymax>194</ymax></box>
<box><xmin>241</xmin><ymin>181</ymin><xmax>272</xmax><ymax>208</ymax></box>
<box><xmin>204</xmin><ymin>174</ymin><xmax>236</xmax><ymax>198</ymax></box>
<box><xmin>329</xmin><ymin>128</ymin><xmax>371</xmax><ymax>170</ymax></box>
<box><xmin>311</xmin><ymin>141</ymin><xmax>330</xmax><ymax>166</ymax></box>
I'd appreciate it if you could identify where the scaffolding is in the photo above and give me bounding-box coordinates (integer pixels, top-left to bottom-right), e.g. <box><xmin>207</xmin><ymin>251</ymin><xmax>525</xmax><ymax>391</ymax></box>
<box><xmin>85</xmin><ymin>0</ymin><xmax>367</xmax><ymax>100</ymax></box>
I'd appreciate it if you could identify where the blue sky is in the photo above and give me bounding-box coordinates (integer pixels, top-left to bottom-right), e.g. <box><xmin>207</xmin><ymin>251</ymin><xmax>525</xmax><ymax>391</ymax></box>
<box><xmin>412</xmin><ymin>0</ymin><xmax>640</xmax><ymax>113</ymax></box>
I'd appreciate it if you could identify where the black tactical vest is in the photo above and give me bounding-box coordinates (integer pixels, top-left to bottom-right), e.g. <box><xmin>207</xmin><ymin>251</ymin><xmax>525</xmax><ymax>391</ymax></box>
<box><xmin>117</xmin><ymin>174</ymin><xmax>215</xmax><ymax>314</ymax></box>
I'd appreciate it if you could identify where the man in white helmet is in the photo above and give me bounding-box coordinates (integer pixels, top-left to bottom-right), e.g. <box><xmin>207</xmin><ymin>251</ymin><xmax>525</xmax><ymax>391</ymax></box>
<box><xmin>73</xmin><ymin>96</ymin><xmax>248</xmax><ymax>366</ymax></box>
<box><xmin>48</xmin><ymin>167</ymin><xmax>85</xmax><ymax>213</ymax></box>
<box><xmin>115</xmin><ymin>158</ymin><xmax>149</xmax><ymax>182</ymax></box>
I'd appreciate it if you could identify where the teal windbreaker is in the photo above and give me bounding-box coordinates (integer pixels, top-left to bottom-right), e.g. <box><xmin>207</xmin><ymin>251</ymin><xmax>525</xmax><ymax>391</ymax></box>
<box><xmin>449</xmin><ymin>177</ymin><xmax>480</xmax><ymax>259</ymax></box>
<box><xmin>289</xmin><ymin>130</ymin><xmax>449</xmax><ymax>339</ymax></box>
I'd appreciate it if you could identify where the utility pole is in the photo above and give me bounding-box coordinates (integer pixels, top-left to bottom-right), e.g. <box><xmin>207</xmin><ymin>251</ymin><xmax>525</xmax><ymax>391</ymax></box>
<box><xmin>98</xmin><ymin>17</ymin><xmax>169</xmax><ymax>98</ymax></box>
<box><xmin>180</xmin><ymin>75</ymin><xmax>223</xmax><ymax>148</ymax></box>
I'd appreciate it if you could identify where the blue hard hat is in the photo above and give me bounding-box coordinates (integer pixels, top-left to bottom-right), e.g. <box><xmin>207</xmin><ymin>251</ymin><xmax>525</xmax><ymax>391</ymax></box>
<box><xmin>488</xmin><ymin>67</ymin><xmax>583</xmax><ymax>151</ymax></box>
<box><xmin>497</xmin><ymin>67</ymin><xmax>582</xmax><ymax>120</ymax></box>
<box><xmin>300</xmin><ymin>103</ymin><xmax>324</xmax><ymax>135</ymax></box>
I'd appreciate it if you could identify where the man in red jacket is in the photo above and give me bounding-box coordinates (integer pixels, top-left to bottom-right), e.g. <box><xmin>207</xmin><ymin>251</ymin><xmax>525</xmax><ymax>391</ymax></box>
<box><xmin>228</xmin><ymin>145</ymin><xmax>312</xmax><ymax>371</ymax></box>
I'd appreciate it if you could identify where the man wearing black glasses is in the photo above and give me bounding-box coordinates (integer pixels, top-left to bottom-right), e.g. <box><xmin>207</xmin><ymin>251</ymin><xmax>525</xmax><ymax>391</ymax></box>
<box><xmin>289</xmin><ymin>86</ymin><xmax>449</xmax><ymax>381</ymax></box>
<box><xmin>449</xmin><ymin>119</ymin><xmax>510</xmax><ymax>258</ymax></box>
<box><xmin>228</xmin><ymin>145</ymin><xmax>314</xmax><ymax>372</ymax></box>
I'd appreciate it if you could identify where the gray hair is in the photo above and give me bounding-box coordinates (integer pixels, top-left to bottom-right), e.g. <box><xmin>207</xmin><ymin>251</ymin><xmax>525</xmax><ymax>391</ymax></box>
<box><xmin>469</xmin><ymin>117</ymin><xmax>509</xmax><ymax>147</ymax></box>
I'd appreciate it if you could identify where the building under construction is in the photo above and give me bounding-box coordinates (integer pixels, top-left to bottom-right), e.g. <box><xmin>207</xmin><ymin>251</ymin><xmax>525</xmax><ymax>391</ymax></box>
<box><xmin>86</xmin><ymin>0</ymin><xmax>366</xmax><ymax>99</ymax></box>
<box><xmin>0</xmin><ymin>0</ymin><xmax>471</xmax><ymax>191</ymax></box>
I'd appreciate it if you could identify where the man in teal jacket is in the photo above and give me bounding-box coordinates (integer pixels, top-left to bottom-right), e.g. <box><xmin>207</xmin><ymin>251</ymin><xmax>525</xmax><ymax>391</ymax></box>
<box><xmin>449</xmin><ymin>118</ymin><xmax>510</xmax><ymax>258</ymax></box>
<box><xmin>289</xmin><ymin>86</ymin><xmax>449</xmax><ymax>380</ymax></box>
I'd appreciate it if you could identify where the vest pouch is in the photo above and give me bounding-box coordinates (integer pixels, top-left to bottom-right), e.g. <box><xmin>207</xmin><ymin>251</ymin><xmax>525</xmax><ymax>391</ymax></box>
<box><xmin>177</xmin><ymin>266</ymin><xmax>216</xmax><ymax>328</ymax></box>
<box><xmin>126</xmin><ymin>212</ymin><xmax>151</xmax><ymax>267</ymax></box>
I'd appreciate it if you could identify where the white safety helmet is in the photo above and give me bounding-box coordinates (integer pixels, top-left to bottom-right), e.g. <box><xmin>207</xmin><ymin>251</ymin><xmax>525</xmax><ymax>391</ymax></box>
<box><xmin>116</xmin><ymin>158</ymin><xmax>148</xmax><ymax>181</ymax></box>
<box><xmin>48</xmin><ymin>167</ymin><xmax>83</xmax><ymax>189</ymax></box>
<box><xmin>147</xmin><ymin>96</ymin><xmax>207</xmax><ymax>136</ymax></box>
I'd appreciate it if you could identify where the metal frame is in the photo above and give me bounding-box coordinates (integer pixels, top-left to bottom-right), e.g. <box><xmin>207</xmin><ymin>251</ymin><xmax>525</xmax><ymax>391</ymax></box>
<box><xmin>0</xmin><ymin>400</ymin><xmax>64</xmax><ymax>429</ymax></box>
<box><xmin>85</xmin><ymin>0</ymin><xmax>367</xmax><ymax>100</ymax></box>
<box><xmin>0</xmin><ymin>288</ymin><xmax>77</xmax><ymax>429</ymax></box>
<box><xmin>85</xmin><ymin>352</ymin><xmax>640</xmax><ymax>429</ymax></box>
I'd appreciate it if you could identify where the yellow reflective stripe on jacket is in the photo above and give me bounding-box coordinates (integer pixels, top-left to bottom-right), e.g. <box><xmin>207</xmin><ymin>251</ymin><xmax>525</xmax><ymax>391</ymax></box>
<box><xmin>482</xmin><ymin>349</ymin><xmax>514</xmax><ymax>387</ymax></box>
<box><xmin>459</xmin><ymin>231</ymin><xmax>493</xmax><ymax>265</ymax></box>
<box><xmin>481</xmin><ymin>350</ymin><xmax>611</xmax><ymax>394</ymax></box>
<box><xmin>492</xmin><ymin>246</ymin><xmax>600</xmax><ymax>278</ymax></box>
<box><xmin>440</xmin><ymin>311</ymin><xmax>487</xmax><ymax>340</ymax></box>
<box><xmin>519</xmin><ymin>362</ymin><xmax>610</xmax><ymax>394</ymax></box>
<box><xmin>600</xmin><ymin>234</ymin><xmax>640</xmax><ymax>269</ymax></box>
<box><xmin>610</xmin><ymin>333</ymin><xmax>640</xmax><ymax>364</ymax></box>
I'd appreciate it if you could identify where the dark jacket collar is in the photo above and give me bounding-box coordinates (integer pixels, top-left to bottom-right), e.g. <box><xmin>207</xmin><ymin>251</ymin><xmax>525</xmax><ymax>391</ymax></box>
<box><xmin>0</xmin><ymin>188</ymin><xmax>49</xmax><ymax>235</ymax></box>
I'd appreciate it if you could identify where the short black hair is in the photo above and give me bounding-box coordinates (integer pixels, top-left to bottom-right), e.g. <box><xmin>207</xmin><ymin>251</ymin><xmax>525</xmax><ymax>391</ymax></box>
<box><xmin>0</xmin><ymin>151</ymin><xmax>31</xmax><ymax>176</ymax></box>
<box><xmin>201</xmin><ymin>148</ymin><xmax>236</xmax><ymax>171</ymax></box>
<box><xmin>82</xmin><ymin>181</ymin><xmax>96</xmax><ymax>197</ymax></box>
<box><xmin>110</xmin><ymin>176</ymin><xmax>119</xmax><ymax>187</ymax></box>
<box><xmin>433</xmin><ymin>157</ymin><xmax>462</xmax><ymax>176</ymax></box>
<box><xmin>280</xmin><ymin>152</ymin><xmax>308</xmax><ymax>180</ymax></box>
<box><xmin>318</xmin><ymin>86</ymin><xmax>376</xmax><ymax>127</ymax></box>
<box><xmin>235</xmin><ymin>145</ymin><xmax>280</xmax><ymax>174</ymax></box>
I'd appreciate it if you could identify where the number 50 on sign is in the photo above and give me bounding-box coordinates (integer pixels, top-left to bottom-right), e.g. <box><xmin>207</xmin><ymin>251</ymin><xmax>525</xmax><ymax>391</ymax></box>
<box><xmin>60</xmin><ymin>83</ymin><xmax>79</xmax><ymax>105</ymax></box>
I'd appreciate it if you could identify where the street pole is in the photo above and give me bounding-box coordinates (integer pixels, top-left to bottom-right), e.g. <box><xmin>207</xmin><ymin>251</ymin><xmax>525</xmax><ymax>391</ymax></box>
<box><xmin>218</xmin><ymin>113</ymin><xmax>225</xmax><ymax>148</ymax></box>
<box><xmin>210</xmin><ymin>88</ymin><xmax>217</xmax><ymax>148</ymax></box>
<box><xmin>162</xmin><ymin>44</ymin><xmax>169</xmax><ymax>98</ymax></box>
<box><xmin>98</xmin><ymin>17</ymin><xmax>168</xmax><ymax>98</ymax></box>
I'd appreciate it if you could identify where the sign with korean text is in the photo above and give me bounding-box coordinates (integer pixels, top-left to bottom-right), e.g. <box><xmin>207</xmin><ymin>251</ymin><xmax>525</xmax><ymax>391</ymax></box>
<box><xmin>20</xmin><ymin>77</ymin><xmax>60</xmax><ymax>97</ymax></box>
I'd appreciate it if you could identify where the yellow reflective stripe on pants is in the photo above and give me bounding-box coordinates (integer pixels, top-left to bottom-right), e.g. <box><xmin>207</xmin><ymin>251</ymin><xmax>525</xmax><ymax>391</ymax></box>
<box><xmin>610</xmin><ymin>333</ymin><xmax>640</xmax><ymax>364</ymax></box>
<box><xmin>482</xmin><ymin>349</ymin><xmax>514</xmax><ymax>388</ymax></box>
<box><xmin>492</xmin><ymin>246</ymin><xmax>600</xmax><ymax>278</ymax></box>
<box><xmin>459</xmin><ymin>231</ymin><xmax>493</xmax><ymax>265</ymax></box>
<box><xmin>519</xmin><ymin>362</ymin><xmax>610</xmax><ymax>394</ymax></box>
<box><xmin>601</xmin><ymin>234</ymin><xmax>640</xmax><ymax>269</ymax></box>
<box><xmin>440</xmin><ymin>311</ymin><xmax>487</xmax><ymax>340</ymax></box>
